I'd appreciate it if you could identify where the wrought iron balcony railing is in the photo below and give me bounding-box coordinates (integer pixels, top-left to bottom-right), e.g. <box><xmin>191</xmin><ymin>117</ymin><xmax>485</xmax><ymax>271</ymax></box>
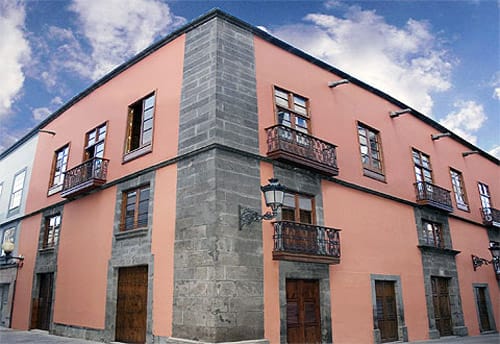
<box><xmin>272</xmin><ymin>221</ymin><xmax>341</xmax><ymax>264</ymax></box>
<box><xmin>61</xmin><ymin>157</ymin><xmax>109</xmax><ymax>198</ymax></box>
<box><xmin>481</xmin><ymin>207</ymin><xmax>500</xmax><ymax>227</ymax></box>
<box><xmin>414</xmin><ymin>181</ymin><xmax>453</xmax><ymax>213</ymax></box>
<box><xmin>266</xmin><ymin>125</ymin><xmax>339</xmax><ymax>176</ymax></box>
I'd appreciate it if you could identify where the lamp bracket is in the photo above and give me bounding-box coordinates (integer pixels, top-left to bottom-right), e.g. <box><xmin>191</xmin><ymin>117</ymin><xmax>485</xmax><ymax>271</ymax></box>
<box><xmin>239</xmin><ymin>206</ymin><xmax>275</xmax><ymax>230</ymax></box>
<box><xmin>0</xmin><ymin>253</ymin><xmax>24</xmax><ymax>266</ymax></box>
<box><xmin>471</xmin><ymin>254</ymin><xmax>492</xmax><ymax>271</ymax></box>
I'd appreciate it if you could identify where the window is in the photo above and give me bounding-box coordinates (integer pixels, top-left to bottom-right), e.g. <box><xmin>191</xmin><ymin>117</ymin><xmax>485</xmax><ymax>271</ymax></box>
<box><xmin>358</xmin><ymin>123</ymin><xmax>384</xmax><ymax>180</ymax></box>
<box><xmin>281</xmin><ymin>192</ymin><xmax>314</xmax><ymax>224</ymax></box>
<box><xmin>478</xmin><ymin>182</ymin><xmax>491</xmax><ymax>211</ymax></box>
<box><xmin>1</xmin><ymin>227</ymin><xmax>15</xmax><ymax>256</ymax></box>
<box><xmin>450</xmin><ymin>169</ymin><xmax>468</xmax><ymax>211</ymax></box>
<box><xmin>50</xmin><ymin>145</ymin><xmax>69</xmax><ymax>188</ymax></box>
<box><xmin>412</xmin><ymin>149</ymin><xmax>432</xmax><ymax>184</ymax></box>
<box><xmin>274</xmin><ymin>87</ymin><xmax>310</xmax><ymax>136</ymax></box>
<box><xmin>120</xmin><ymin>185</ymin><xmax>150</xmax><ymax>231</ymax></box>
<box><xmin>9</xmin><ymin>169</ymin><xmax>26</xmax><ymax>211</ymax></box>
<box><xmin>84</xmin><ymin>123</ymin><xmax>107</xmax><ymax>160</ymax></box>
<box><xmin>125</xmin><ymin>93</ymin><xmax>155</xmax><ymax>156</ymax></box>
<box><xmin>422</xmin><ymin>221</ymin><xmax>443</xmax><ymax>248</ymax></box>
<box><xmin>43</xmin><ymin>215</ymin><xmax>61</xmax><ymax>249</ymax></box>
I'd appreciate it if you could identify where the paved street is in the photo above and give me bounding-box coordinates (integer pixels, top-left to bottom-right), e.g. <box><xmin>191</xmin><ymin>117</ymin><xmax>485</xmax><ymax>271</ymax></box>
<box><xmin>0</xmin><ymin>327</ymin><xmax>499</xmax><ymax>344</ymax></box>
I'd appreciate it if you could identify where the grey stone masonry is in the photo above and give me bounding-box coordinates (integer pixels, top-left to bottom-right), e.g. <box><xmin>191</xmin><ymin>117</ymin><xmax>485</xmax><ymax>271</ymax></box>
<box><xmin>178</xmin><ymin>15</ymin><xmax>259</xmax><ymax>156</ymax></box>
<box><xmin>414</xmin><ymin>207</ymin><xmax>468</xmax><ymax>339</ymax></box>
<box><xmin>172</xmin><ymin>15</ymin><xmax>264</xmax><ymax>343</ymax></box>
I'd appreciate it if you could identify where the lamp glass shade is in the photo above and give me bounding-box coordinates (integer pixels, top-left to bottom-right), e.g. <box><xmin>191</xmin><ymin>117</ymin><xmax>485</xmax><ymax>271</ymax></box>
<box><xmin>1</xmin><ymin>241</ymin><xmax>14</xmax><ymax>255</ymax></box>
<box><xmin>261</xmin><ymin>178</ymin><xmax>285</xmax><ymax>212</ymax></box>
<box><xmin>489</xmin><ymin>242</ymin><xmax>500</xmax><ymax>258</ymax></box>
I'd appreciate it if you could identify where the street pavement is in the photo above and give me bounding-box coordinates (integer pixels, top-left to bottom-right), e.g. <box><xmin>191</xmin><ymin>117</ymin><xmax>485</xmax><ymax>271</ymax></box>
<box><xmin>0</xmin><ymin>327</ymin><xmax>499</xmax><ymax>344</ymax></box>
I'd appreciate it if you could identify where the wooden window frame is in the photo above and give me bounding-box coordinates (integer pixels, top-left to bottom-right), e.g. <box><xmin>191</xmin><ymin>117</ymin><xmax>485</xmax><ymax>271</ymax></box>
<box><xmin>48</xmin><ymin>144</ymin><xmax>70</xmax><ymax>193</ymax></box>
<box><xmin>357</xmin><ymin>122</ymin><xmax>385</xmax><ymax>181</ymax></box>
<box><xmin>281</xmin><ymin>191</ymin><xmax>316</xmax><ymax>225</ymax></box>
<box><xmin>478</xmin><ymin>182</ymin><xmax>491</xmax><ymax>210</ymax></box>
<box><xmin>274</xmin><ymin>86</ymin><xmax>311</xmax><ymax>134</ymax></box>
<box><xmin>120</xmin><ymin>185</ymin><xmax>150</xmax><ymax>231</ymax></box>
<box><xmin>422</xmin><ymin>220</ymin><xmax>444</xmax><ymax>248</ymax></box>
<box><xmin>8</xmin><ymin>168</ymin><xmax>27</xmax><ymax>212</ymax></box>
<box><xmin>42</xmin><ymin>214</ymin><xmax>61</xmax><ymax>249</ymax></box>
<box><xmin>84</xmin><ymin>122</ymin><xmax>107</xmax><ymax>161</ymax></box>
<box><xmin>412</xmin><ymin>148</ymin><xmax>433</xmax><ymax>184</ymax></box>
<box><xmin>123</xmin><ymin>92</ymin><xmax>156</xmax><ymax>162</ymax></box>
<box><xmin>450</xmin><ymin>168</ymin><xmax>469</xmax><ymax>211</ymax></box>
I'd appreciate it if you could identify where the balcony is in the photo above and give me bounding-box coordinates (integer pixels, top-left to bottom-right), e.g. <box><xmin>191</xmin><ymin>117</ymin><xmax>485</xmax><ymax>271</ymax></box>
<box><xmin>481</xmin><ymin>207</ymin><xmax>500</xmax><ymax>227</ymax></box>
<box><xmin>272</xmin><ymin>221</ymin><xmax>341</xmax><ymax>264</ymax></box>
<box><xmin>266</xmin><ymin>125</ymin><xmax>339</xmax><ymax>176</ymax></box>
<box><xmin>61</xmin><ymin>157</ymin><xmax>109</xmax><ymax>198</ymax></box>
<box><xmin>414</xmin><ymin>181</ymin><xmax>453</xmax><ymax>213</ymax></box>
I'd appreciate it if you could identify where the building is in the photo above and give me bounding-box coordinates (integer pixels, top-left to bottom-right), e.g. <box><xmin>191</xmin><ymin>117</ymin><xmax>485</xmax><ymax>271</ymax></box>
<box><xmin>0</xmin><ymin>133</ymin><xmax>38</xmax><ymax>327</ymax></box>
<box><xmin>0</xmin><ymin>9</ymin><xmax>498</xmax><ymax>344</ymax></box>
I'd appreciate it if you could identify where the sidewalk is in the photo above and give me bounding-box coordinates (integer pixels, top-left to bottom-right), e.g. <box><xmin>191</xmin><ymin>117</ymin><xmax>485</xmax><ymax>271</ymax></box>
<box><xmin>0</xmin><ymin>327</ymin><xmax>102</xmax><ymax>344</ymax></box>
<box><xmin>1</xmin><ymin>326</ymin><xmax>499</xmax><ymax>344</ymax></box>
<box><xmin>408</xmin><ymin>333</ymin><xmax>499</xmax><ymax>343</ymax></box>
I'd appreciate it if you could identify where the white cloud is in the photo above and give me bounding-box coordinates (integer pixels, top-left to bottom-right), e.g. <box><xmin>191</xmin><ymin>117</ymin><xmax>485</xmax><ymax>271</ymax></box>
<box><xmin>69</xmin><ymin>0</ymin><xmax>186</xmax><ymax>80</ymax></box>
<box><xmin>488</xmin><ymin>145</ymin><xmax>500</xmax><ymax>159</ymax></box>
<box><xmin>270</xmin><ymin>6</ymin><xmax>454</xmax><ymax>115</ymax></box>
<box><xmin>32</xmin><ymin>107</ymin><xmax>52</xmax><ymax>121</ymax></box>
<box><xmin>0</xmin><ymin>0</ymin><xmax>30</xmax><ymax>119</ymax></box>
<box><xmin>439</xmin><ymin>100</ymin><xmax>487</xmax><ymax>145</ymax></box>
<box><xmin>491</xmin><ymin>72</ymin><xmax>500</xmax><ymax>100</ymax></box>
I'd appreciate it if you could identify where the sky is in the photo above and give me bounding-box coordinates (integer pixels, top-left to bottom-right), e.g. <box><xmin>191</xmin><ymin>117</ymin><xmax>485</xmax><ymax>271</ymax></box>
<box><xmin>0</xmin><ymin>0</ymin><xmax>499</xmax><ymax>157</ymax></box>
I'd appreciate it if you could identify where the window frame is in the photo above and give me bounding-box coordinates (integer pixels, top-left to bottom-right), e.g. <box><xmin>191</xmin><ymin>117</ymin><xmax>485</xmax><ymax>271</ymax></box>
<box><xmin>357</xmin><ymin>122</ymin><xmax>385</xmax><ymax>181</ymax></box>
<box><xmin>412</xmin><ymin>148</ymin><xmax>433</xmax><ymax>184</ymax></box>
<box><xmin>274</xmin><ymin>86</ymin><xmax>311</xmax><ymax>134</ymax></box>
<box><xmin>281</xmin><ymin>191</ymin><xmax>316</xmax><ymax>225</ymax></box>
<box><xmin>84</xmin><ymin>122</ymin><xmax>107</xmax><ymax>161</ymax></box>
<box><xmin>422</xmin><ymin>220</ymin><xmax>444</xmax><ymax>248</ymax></box>
<box><xmin>478</xmin><ymin>182</ymin><xmax>491</xmax><ymax>211</ymax></box>
<box><xmin>120</xmin><ymin>184</ymin><xmax>150</xmax><ymax>231</ymax></box>
<box><xmin>42</xmin><ymin>214</ymin><xmax>61</xmax><ymax>249</ymax></box>
<box><xmin>8</xmin><ymin>168</ymin><xmax>27</xmax><ymax>213</ymax></box>
<box><xmin>123</xmin><ymin>92</ymin><xmax>156</xmax><ymax>162</ymax></box>
<box><xmin>450</xmin><ymin>168</ymin><xmax>469</xmax><ymax>211</ymax></box>
<box><xmin>48</xmin><ymin>144</ymin><xmax>70</xmax><ymax>194</ymax></box>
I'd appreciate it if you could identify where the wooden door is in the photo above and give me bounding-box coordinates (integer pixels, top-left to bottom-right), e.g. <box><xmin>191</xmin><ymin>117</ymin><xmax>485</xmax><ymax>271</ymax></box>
<box><xmin>375</xmin><ymin>281</ymin><xmax>398</xmax><ymax>343</ymax></box>
<box><xmin>476</xmin><ymin>287</ymin><xmax>491</xmax><ymax>331</ymax></box>
<box><xmin>286</xmin><ymin>279</ymin><xmax>321</xmax><ymax>344</ymax></box>
<box><xmin>431</xmin><ymin>277</ymin><xmax>452</xmax><ymax>336</ymax></box>
<box><xmin>115</xmin><ymin>266</ymin><xmax>148</xmax><ymax>343</ymax></box>
<box><xmin>33</xmin><ymin>273</ymin><xmax>53</xmax><ymax>330</ymax></box>
<box><xmin>0</xmin><ymin>284</ymin><xmax>9</xmax><ymax>327</ymax></box>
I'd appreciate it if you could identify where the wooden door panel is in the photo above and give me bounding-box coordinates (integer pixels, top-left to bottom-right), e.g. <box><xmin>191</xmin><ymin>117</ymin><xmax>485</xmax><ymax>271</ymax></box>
<box><xmin>432</xmin><ymin>277</ymin><xmax>452</xmax><ymax>337</ymax></box>
<box><xmin>375</xmin><ymin>281</ymin><xmax>398</xmax><ymax>343</ymax></box>
<box><xmin>476</xmin><ymin>288</ymin><xmax>491</xmax><ymax>331</ymax></box>
<box><xmin>286</xmin><ymin>279</ymin><xmax>321</xmax><ymax>344</ymax></box>
<box><xmin>35</xmin><ymin>273</ymin><xmax>54</xmax><ymax>331</ymax></box>
<box><xmin>115</xmin><ymin>266</ymin><xmax>148</xmax><ymax>343</ymax></box>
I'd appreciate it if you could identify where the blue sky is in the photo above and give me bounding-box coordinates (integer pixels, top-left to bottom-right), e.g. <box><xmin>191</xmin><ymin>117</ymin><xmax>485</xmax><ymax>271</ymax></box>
<box><xmin>1</xmin><ymin>0</ymin><xmax>499</xmax><ymax>157</ymax></box>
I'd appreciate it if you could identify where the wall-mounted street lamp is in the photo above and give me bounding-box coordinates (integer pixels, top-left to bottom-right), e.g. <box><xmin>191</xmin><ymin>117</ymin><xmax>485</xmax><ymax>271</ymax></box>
<box><xmin>328</xmin><ymin>79</ymin><xmax>349</xmax><ymax>88</ymax></box>
<box><xmin>431</xmin><ymin>132</ymin><xmax>451</xmax><ymax>140</ymax></box>
<box><xmin>462</xmin><ymin>151</ymin><xmax>479</xmax><ymax>157</ymax></box>
<box><xmin>239</xmin><ymin>178</ymin><xmax>285</xmax><ymax>230</ymax></box>
<box><xmin>1</xmin><ymin>241</ymin><xmax>24</xmax><ymax>266</ymax></box>
<box><xmin>389</xmin><ymin>108</ymin><xmax>412</xmax><ymax>118</ymax></box>
<box><xmin>472</xmin><ymin>241</ymin><xmax>500</xmax><ymax>278</ymax></box>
